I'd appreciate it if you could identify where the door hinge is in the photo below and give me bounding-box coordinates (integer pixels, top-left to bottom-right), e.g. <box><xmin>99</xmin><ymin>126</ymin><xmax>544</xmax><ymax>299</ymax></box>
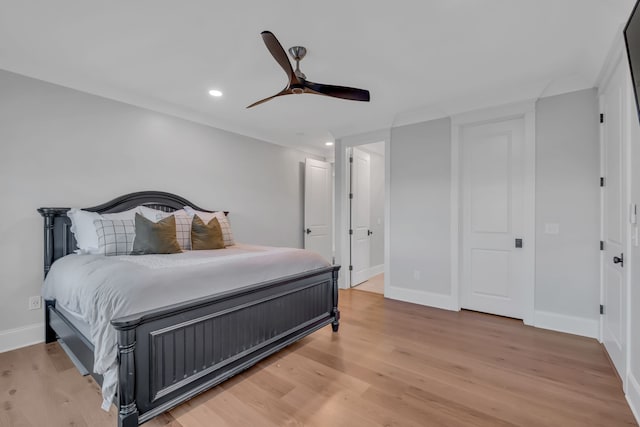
<box><xmin>349</xmin><ymin>265</ymin><xmax>353</xmax><ymax>271</ymax></box>
<box><xmin>349</xmin><ymin>229</ymin><xmax>353</xmax><ymax>235</ymax></box>
<box><xmin>600</xmin><ymin>240</ymin><xmax>604</xmax><ymax>250</ymax></box>
<box><xmin>600</xmin><ymin>177</ymin><xmax>605</xmax><ymax>187</ymax></box>
<box><xmin>349</xmin><ymin>193</ymin><xmax>353</xmax><ymax>199</ymax></box>
<box><xmin>600</xmin><ymin>304</ymin><xmax>604</xmax><ymax>315</ymax></box>
<box><xmin>349</xmin><ymin>157</ymin><xmax>353</xmax><ymax>163</ymax></box>
<box><xmin>600</xmin><ymin>113</ymin><xmax>604</xmax><ymax>124</ymax></box>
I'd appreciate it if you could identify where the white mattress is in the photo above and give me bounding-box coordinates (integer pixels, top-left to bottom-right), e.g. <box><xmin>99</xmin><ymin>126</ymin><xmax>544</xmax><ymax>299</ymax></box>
<box><xmin>56</xmin><ymin>303</ymin><xmax>92</xmax><ymax>343</ymax></box>
<box><xmin>42</xmin><ymin>243</ymin><xmax>330</xmax><ymax>410</ymax></box>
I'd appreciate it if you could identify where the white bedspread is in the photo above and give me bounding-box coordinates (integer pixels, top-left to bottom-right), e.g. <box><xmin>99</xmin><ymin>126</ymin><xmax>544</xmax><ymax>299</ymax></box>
<box><xmin>42</xmin><ymin>244</ymin><xmax>330</xmax><ymax>410</ymax></box>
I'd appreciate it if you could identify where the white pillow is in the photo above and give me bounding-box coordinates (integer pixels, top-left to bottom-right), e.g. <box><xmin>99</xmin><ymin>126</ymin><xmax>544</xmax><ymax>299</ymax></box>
<box><xmin>68</xmin><ymin>207</ymin><xmax>141</xmax><ymax>254</ymax></box>
<box><xmin>67</xmin><ymin>208</ymin><xmax>102</xmax><ymax>254</ymax></box>
<box><xmin>183</xmin><ymin>206</ymin><xmax>235</xmax><ymax>246</ymax></box>
<box><xmin>138</xmin><ymin>205</ymin><xmax>166</xmax><ymax>220</ymax></box>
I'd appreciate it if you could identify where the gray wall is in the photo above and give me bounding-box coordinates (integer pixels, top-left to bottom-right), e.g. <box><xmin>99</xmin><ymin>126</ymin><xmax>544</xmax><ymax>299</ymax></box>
<box><xmin>0</xmin><ymin>69</ymin><xmax>318</xmax><ymax>333</ymax></box>
<box><xmin>387</xmin><ymin>89</ymin><xmax>600</xmax><ymax>325</ymax></box>
<box><xmin>389</xmin><ymin>118</ymin><xmax>452</xmax><ymax>294</ymax></box>
<box><xmin>369</xmin><ymin>151</ymin><xmax>385</xmax><ymax>267</ymax></box>
<box><xmin>535</xmin><ymin>89</ymin><xmax>600</xmax><ymax>320</ymax></box>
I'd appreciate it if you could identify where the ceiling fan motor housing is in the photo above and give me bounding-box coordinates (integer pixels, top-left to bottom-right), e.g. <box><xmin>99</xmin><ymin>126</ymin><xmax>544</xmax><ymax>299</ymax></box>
<box><xmin>288</xmin><ymin>46</ymin><xmax>307</xmax><ymax>61</ymax></box>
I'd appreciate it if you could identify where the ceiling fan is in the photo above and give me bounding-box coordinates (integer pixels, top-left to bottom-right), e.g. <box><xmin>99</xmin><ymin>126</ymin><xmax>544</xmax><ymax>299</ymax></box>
<box><xmin>247</xmin><ymin>31</ymin><xmax>370</xmax><ymax>108</ymax></box>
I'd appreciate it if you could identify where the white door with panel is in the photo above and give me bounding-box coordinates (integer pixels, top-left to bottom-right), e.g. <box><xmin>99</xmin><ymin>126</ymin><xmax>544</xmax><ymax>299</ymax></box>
<box><xmin>351</xmin><ymin>147</ymin><xmax>371</xmax><ymax>286</ymax></box>
<box><xmin>304</xmin><ymin>158</ymin><xmax>332</xmax><ymax>262</ymax></box>
<box><xmin>600</xmin><ymin>60</ymin><xmax>628</xmax><ymax>379</ymax></box>
<box><xmin>460</xmin><ymin>118</ymin><xmax>526</xmax><ymax>319</ymax></box>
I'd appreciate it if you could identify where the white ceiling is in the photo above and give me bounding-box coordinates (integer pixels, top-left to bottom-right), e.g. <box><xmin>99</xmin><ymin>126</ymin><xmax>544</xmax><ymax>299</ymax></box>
<box><xmin>0</xmin><ymin>1</ymin><xmax>635</xmax><ymax>155</ymax></box>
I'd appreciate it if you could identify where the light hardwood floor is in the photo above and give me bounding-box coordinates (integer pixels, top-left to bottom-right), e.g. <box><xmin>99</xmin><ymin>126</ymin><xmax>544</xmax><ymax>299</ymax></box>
<box><xmin>0</xmin><ymin>290</ymin><xmax>636</xmax><ymax>426</ymax></box>
<box><xmin>353</xmin><ymin>273</ymin><xmax>384</xmax><ymax>294</ymax></box>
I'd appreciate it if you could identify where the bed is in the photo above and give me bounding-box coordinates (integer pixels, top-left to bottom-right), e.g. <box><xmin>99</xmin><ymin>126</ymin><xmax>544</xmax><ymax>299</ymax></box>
<box><xmin>38</xmin><ymin>191</ymin><xmax>341</xmax><ymax>427</ymax></box>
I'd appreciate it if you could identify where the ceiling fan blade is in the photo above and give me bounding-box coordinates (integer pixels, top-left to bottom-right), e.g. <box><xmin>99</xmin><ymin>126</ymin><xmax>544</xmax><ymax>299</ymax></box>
<box><xmin>304</xmin><ymin>81</ymin><xmax>370</xmax><ymax>102</ymax></box>
<box><xmin>246</xmin><ymin>89</ymin><xmax>292</xmax><ymax>109</ymax></box>
<box><xmin>261</xmin><ymin>31</ymin><xmax>299</xmax><ymax>85</ymax></box>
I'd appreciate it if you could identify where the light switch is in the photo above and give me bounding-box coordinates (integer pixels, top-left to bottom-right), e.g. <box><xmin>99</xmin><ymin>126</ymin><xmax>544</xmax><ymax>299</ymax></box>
<box><xmin>544</xmin><ymin>223</ymin><xmax>560</xmax><ymax>235</ymax></box>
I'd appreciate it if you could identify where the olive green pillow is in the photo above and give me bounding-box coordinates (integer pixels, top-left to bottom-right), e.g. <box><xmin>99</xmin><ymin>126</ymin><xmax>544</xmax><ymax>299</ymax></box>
<box><xmin>191</xmin><ymin>215</ymin><xmax>225</xmax><ymax>250</ymax></box>
<box><xmin>131</xmin><ymin>213</ymin><xmax>182</xmax><ymax>255</ymax></box>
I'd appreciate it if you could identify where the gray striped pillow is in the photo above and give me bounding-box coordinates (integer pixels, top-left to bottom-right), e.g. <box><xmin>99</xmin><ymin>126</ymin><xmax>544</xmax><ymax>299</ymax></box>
<box><xmin>94</xmin><ymin>219</ymin><xmax>136</xmax><ymax>256</ymax></box>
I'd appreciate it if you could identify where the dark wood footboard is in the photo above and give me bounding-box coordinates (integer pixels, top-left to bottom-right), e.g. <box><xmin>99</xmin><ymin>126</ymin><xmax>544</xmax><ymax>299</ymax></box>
<box><xmin>112</xmin><ymin>266</ymin><xmax>340</xmax><ymax>427</ymax></box>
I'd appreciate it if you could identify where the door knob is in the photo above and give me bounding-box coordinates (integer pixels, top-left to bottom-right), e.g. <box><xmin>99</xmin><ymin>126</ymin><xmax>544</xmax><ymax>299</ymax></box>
<box><xmin>367</xmin><ymin>230</ymin><xmax>373</xmax><ymax>236</ymax></box>
<box><xmin>613</xmin><ymin>253</ymin><xmax>624</xmax><ymax>268</ymax></box>
<box><xmin>305</xmin><ymin>228</ymin><xmax>311</xmax><ymax>235</ymax></box>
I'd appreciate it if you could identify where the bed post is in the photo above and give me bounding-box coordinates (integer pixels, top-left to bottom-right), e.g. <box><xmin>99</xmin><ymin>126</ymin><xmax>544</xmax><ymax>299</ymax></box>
<box><xmin>44</xmin><ymin>300</ymin><xmax>57</xmax><ymax>343</ymax></box>
<box><xmin>38</xmin><ymin>208</ymin><xmax>56</xmax><ymax>277</ymax></box>
<box><xmin>117</xmin><ymin>327</ymin><xmax>139</xmax><ymax>427</ymax></box>
<box><xmin>331</xmin><ymin>267</ymin><xmax>341</xmax><ymax>332</ymax></box>
<box><xmin>38</xmin><ymin>208</ymin><xmax>66</xmax><ymax>343</ymax></box>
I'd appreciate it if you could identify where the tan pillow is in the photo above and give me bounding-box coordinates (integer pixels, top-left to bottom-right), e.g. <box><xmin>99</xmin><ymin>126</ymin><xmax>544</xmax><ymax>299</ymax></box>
<box><xmin>191</xmin><ymin>216</ymin><xmax>225</xmax><ymax>250</ymax></box>
<box><xmin>131</xmin><ymin>213</ymin><xmax>182</xmax><ymax>255</ymax></box>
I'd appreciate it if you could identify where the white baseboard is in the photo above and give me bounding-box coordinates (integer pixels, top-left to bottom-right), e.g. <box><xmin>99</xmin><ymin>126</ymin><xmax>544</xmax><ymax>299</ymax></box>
<box><xmin>385</xmin><ymin>286</ymin><xmax>458</xmax><ymax>311</ymax></box>
<box><xmin>628</xmin><ymin>372</ymin><xmax>640</xmax><ymax>425</ymax></box>
<box><xmin>533</xmin><ymin>310</ymin><xmax>599</xmax><ymax>338</ymax></box>
<box><xmin>0</xmin><ymin>322</ymin><xmax>44</xmax><ymax>353</ymax></box>
<box><xmin>368</xmin><ymin>264</ymin><xmax>384</xmax><ymax>278</ymax></box>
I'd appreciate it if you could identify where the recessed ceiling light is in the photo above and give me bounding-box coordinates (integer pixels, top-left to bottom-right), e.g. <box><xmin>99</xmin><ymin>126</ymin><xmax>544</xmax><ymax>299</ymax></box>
<box><xmin>325</xmin><ymin>141</ymin><xmax>334</xmax><ymax>146</ymax></box>
<box><xmin>208</xmin><ymin>89</ymin><xmax>223</xmax><ymax>97</ymax></box>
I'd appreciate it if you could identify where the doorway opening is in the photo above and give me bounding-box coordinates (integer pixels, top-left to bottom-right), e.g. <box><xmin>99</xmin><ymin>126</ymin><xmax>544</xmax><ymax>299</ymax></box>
<box><xmin>349</xmin><ymin>142</ymin><xmax>385</xmax><ymax>294</ymax></box>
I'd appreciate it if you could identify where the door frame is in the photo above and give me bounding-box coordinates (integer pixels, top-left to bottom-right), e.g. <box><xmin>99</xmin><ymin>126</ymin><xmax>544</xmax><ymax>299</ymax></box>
<box><xmin>451</xmin><ymin>100</ymin><xmax>536</xmax><ymax>326</ymax></box>
<box><xmin>596</xmin><ymin>35</ymin><xmax>632</xmax><ymax>391</ymax></box>
<box><xmin>335</xmin><ymin>130</ymin><xmax>390</xmax><ymax>290</ymax></box>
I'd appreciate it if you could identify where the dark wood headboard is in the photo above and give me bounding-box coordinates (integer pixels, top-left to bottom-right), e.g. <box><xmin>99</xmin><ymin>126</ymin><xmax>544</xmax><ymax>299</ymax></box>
<box><xmin>37</xmin><ymin>191</ymin><xmax>217</xmax><ymax>276</ymax></box>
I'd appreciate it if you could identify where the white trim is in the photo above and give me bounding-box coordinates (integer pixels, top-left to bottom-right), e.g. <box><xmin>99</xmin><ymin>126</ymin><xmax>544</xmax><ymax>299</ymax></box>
<box><xmin>336</xmin><ymin>129</ymin><xmax>391</xmax><ymax>290</ymax></box>
<box><xmin>451</xmin><ymin>99</ymin><xmax>537</xmax><ymax>126</ymax></box>
<box><xmin>599</xmin><ymin>92</ymin><xmax>606</xmax><ymax>344</ymax></box>
<box><xmin>598</xmin><ymin>39</ymin><xmax>631</xmax><ymax>389</ymax></box>
<box><xmin>368</xmin><ymin>264</ymin><xmax>384</xmax><ymax>278</ymax></box>
<box><xmin>450</xmin><ymin>122</ymin><xmax>460</xmax><ymax>310</ymax></box>
<box><xmin>627</xmin><ymin>372</ymin><xmax>640</xmax><ymax>425</ymax></box>
<box><xmin>0</xmin><ymin>322</ymin><xmax>44</xmax><ymax>353</ymax></box>
<box><xmin>385</xmin><ymin>286</ymin><xmax>458</xmax><ymax>311</ymax></box>
<box><xmin>450</xmin><ymin>100</ymin><xmax>536</xmax><ymax>325</ymax></box>
<box><xmin>534</xmin><ymin>311</ymin><xmax>599</xmax><ymax>339</ymax></box>
<box><xmin>384</xmin><ymin>129</ymin><xmax>391</xmax><ymax>296</ymax></box>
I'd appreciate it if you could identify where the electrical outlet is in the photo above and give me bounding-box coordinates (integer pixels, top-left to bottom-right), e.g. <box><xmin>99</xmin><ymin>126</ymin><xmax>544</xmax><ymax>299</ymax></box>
<box><xmin>28</xmin><ymin>296</ymin><xmax>41</xmax><ymax>310</ymax></box>
<box><xmin>413</xmin><ymin>270</ymin><xmax>421</xmax><ymax>281</ymax></box>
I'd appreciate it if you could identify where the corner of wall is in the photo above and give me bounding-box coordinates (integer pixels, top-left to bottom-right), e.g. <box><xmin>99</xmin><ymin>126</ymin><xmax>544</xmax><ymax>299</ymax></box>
<box><xmin>627</xmin><ymin>371</ymin><xmax>640</xmax><ymax>425</ymax></box>
<box><xmin>533</xmin><ymin>310</ymin><xmax>599</xmax><ymax>339</ymax></box>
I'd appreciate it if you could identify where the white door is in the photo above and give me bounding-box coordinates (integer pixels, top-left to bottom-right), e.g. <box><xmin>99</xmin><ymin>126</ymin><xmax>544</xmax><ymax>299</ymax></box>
<box><xmin>601</xmin><ymin>61</ymin><xmax>628</xmax><ymax>379</ymax></box>
<box><xmin>304</xmin><ymin>158</ymin><xmax>332</xmax><ymax>262</ymax></box>
<box><xmin>460</xmin><ymin>118</ymin><xmax>526</xmax><ymax>319</ymax></box>
<box><xmin>351</xmin><ymin>147</ymin><xmax>371</xmax><ymax>286</ymax></box>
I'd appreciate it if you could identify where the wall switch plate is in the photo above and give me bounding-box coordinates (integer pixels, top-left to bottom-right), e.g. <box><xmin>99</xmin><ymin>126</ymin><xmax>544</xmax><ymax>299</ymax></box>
<box><xmin>28</xmin><ymin>296</ymin><xmax>41</xmax><ymax>310</ymax></box>
<box><xmin>544</xmin><ymin>223</ymin><xmax>560</xmax><ymax>235</ymax></box>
